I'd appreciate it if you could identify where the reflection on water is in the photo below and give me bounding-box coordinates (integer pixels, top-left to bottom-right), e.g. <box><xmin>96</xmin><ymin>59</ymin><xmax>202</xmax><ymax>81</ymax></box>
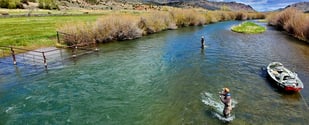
<box><xmin>0</xmin><ymin>21</ymin><xmax>309</xmax><ymax>124</ymax></box>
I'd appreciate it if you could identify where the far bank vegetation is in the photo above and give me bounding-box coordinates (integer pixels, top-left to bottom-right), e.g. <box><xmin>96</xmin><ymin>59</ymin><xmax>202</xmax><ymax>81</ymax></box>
<box><xmin>58</xmin><ymin>9</ymin><xmax>265</xmax><ymax>46</ymax></box>
<box><xmin>268</xmin><ymin>8</ymin><xmax>309</xmax><ymax>42</ymax></box>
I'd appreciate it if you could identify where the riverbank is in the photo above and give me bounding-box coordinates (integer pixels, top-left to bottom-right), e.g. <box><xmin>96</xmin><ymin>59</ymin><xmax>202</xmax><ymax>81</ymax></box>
<box><xmin>231</xmin><ymin>21</ymin><xmax>266</xmax><ymax>34</ymax></box>
<box><xmin>0</xmin><ymin>14</ymin><xmax>101</xmax><ymax>48</ymax></box>
<box><xmin>58</xmin><ymin>9</ymin><xmax>265</xmax><ymax>46</ymax></box>
<box><xmin>267</xmin><ymin>8</ymin><xmax>309</xmax><ymax>43</ymax></box>
<box><xmin>0</xmin><ymin>8</ymin><xmax>265</xmax><ymax>52</ymax></box>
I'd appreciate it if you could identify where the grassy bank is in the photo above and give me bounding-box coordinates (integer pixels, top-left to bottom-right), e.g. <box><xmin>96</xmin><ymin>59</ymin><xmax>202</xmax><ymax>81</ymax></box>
<box><xmin>0</xmin><ymin>8</ymin><xmax>127</xmax><ymax>16</ymax></box>
<box><xmin>267</xmin><ymin>8</ymin><xmax>309</xmax><ymax>42</ymax></box>
<box><xmin>58</xmin><ymin>9</ymin><xmax>265</xmax><ymax>46</ymax></box>
<box><xmin>231</xmin><ymin>21</ymin><xmax>266</xmax><ymax>34</ymax></box>
<box><xmin>0</xmin><ymin>8</ymin><xmax>265</xmax><ymax>50</ymax></box>
<box><xmin>0</xmin><ymin>14</ymin><xmax>102</xmax><ymax>49</ymax></box>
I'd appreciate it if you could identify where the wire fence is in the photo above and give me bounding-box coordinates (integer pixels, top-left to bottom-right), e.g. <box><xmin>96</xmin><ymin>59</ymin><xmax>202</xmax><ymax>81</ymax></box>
<box><xmin>0</xmin><ymin>31</ymin><xmax>99</xmax><ymax>69</ymax></box>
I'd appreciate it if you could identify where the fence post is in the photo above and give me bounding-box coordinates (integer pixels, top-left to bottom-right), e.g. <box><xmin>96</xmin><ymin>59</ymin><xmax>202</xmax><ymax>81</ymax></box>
<box><xmin>42</xmin><ymin>52</ymin><xmax>47</xmax><ymax>68</ymax></box>
<box><xmin>94</xmin><ymin>41</ymin><xmax>99</xmax><ymax>51</ymax></box>
<box><xmin>10</xmin><ymin>47</ymin><xmax>16</xmax><ymax>65</ymax></box>
<box><xmin>72</xmin><ymin>45</ymin><xmax>77</xmax><ymax>57</ymax></box>
<box><xmin>56</xmin><ymin>31</ymin><xmax>60</xmax><ymax>44</ymax></box>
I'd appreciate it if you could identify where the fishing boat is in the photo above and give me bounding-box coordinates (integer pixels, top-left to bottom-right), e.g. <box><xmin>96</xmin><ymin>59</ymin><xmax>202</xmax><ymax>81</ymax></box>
<box><xmin>267</xmin><ymin>62</ymin><xmax>304</xmax><ymax>92</ymax></box>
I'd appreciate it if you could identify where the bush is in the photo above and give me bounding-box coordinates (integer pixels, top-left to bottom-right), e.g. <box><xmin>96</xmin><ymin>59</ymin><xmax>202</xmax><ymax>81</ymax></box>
<box><xmin>0</xmin><ymin>0</ymin><xmax>22</xmax><ymax>9</ymax></box>
<box><xmin>284</xmin><ymin>13</ymin><xmax>307</xmax><ymax>39</ymax></box>
<box><xmin>57</xmin><ymin>9</ymin><xmax>266</xmax><ymax>46</ymax></box>
<box><xmin>8</xmin><ymin>0</ymin><xmax>16</xmax><ymax>9</ymax></box>
<box><xmin>95</xmin><ymin>15</ymin><xmax>142</xmax><ymax>42</ymax></box>
<box><xmin>58</xmin><ymin>22</ymin><xmax>96</xmax><ymax>46</ymax></box>
<box><xmin>59</xmin><ymin>15</ymin><xmax>143</xmax><ymax>46</ymax></box>
<box><xmin>206</xmin><ymin>11</ymin><xmax>220</xmax><ymax>23</ymax></box>
<box><xmin>38</xmin><ymin>0</ymin><xmax>58</xmax><ymax>10</ymax></box>
<box><xmin>268</xmin><ymin>8</ymin><xmax>309</xmax><ymax>42</ymax></box>
<box><xmin>270</xmin><ymin>8</ymin><xmax>297</xmax><ymax>30</ymax></box>
<box><xmin>235</xmin><ymin>12</ymin><xmax>247</xmax><ymax>20</ymax></box>
<box><xmin>138</xmin><ymin>11</ymin><xmax>176</xmax><ymax>35</ymax></box>
<box><xmin>170</xmin><ymin>9</ymin><xmax>205</xmax><ymax>27</ymax></box>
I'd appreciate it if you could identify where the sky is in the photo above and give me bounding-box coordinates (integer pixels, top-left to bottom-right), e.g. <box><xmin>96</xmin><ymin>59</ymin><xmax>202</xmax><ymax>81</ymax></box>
<box><xmin>208</xmin><ymin>0</ymin><xmax>309</xmax><ymax>11</ymax></box>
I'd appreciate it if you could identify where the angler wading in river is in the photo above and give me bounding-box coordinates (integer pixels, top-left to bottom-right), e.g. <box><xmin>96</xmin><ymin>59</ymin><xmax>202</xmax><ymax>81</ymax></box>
<box><xmin>219</xmin><ymin>88</ymin><xmax>232</xmax><ymax>118</ymax></box>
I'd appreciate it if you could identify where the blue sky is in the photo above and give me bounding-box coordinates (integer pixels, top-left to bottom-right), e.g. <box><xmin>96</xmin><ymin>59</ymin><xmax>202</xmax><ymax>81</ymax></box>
<box><xmin>208</xmin><ymin>0</ymin><xmax>309</xmax><ymax>11</ymax></box>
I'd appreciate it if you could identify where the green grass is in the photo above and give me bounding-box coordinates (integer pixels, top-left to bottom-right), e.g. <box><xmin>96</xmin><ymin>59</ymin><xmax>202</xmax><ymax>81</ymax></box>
<box><xmin>0</xmin><ymin>15</ymin><xmax>101</xmax><ymax>49</ymax></box>
<box><xmin>231</xmin><ymin>21</ymin><xmax>266</xmax><ymax>34</ymax></box>
<box><xmin>0</xmin><ymin>8</ymin><xmax>113</xmax><ymax>15</ymax></box>
<box><xmin>0</xmin><ymin>8</ymin><xmax>265</xmax><ymax>50</ymax></box>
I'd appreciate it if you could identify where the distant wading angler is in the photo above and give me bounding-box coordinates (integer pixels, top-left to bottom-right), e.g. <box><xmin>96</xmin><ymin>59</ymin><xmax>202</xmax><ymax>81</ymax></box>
<box><xmin>201</xmin><ymin>36</ymin><xmax>205</xmax><ymax>48</ymax></box>
<box><xmin>219</xmin><ymin>88</ymin><xmax>232</xmax><ymax>118</ymax></box>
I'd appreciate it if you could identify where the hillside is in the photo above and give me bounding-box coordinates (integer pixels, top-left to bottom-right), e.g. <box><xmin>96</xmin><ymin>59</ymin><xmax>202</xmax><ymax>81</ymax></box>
<box><xmin>149</xmin><ymin>1</ymin><xmax>255</xmax><ymax>12</ymax></box>
<box><xmin>281</xmin><ymin>2</ymin><xmax>309</xmax><ymax>12</ymax></box>
<box><xmin>1</xmin><ymin>0</ymin><xmax>256</xmax><ymax>12</ymax></box>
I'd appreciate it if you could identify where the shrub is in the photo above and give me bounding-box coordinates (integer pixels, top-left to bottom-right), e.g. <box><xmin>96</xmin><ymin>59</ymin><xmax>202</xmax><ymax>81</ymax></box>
<box><xmin>170</xmin><ymin>9</ymin><xmax>205</xmax><ymax>27</ymax></box>
<box><xmin>57</xmin><ymin>9</ymin><xmax>266</xmax><ymax>46</ymax></box>
<box><xmin>206</xmin><ymin>11</ymin><xmax>220</xmax><ymax>23</ymax></box>
<box><xmin>0</xmin><ymin>0</ymin><xmax>22</xmax><ymax>9</ymax></box>
<box><xmin>95</xmin><ymin>15</ymin><xmax>142</xmax><ymax>42</ymax></box>
<box><xmin>8</xmin><ymin>0</ymin><xmax>16</xmax><ymax>9</ymax></box>
<box><xmin>38</xmin><ymin>0</ymin><xmax>58</xmax><ymax>9</ymax></box>
<box><xmin>284</xmin><ymin>13</ymin><xmax>307</xmax><ymax>39</ymax></box>
<box><xmin>57</xmin><ymin>22</ymin><xmax>96</xmax><ymax>46</ymax></box>
<box><xmin>235</xmin><ymin>12</ymin><xmax>247</xmax><ymax>20</ymax></box>
<box><xmin>268</xmin><ymin>7</ymin><xmax>309</xmax><ymax>42</ymax></box>
<box><xmin>138</xmin><ymin>11</ymin><xmax>176</xmax><ymax>35</ymax></box>
<box><xmin>272</xmin><ymin>8</ymin><xmax>297</xmax><ymax>30</ymax></box>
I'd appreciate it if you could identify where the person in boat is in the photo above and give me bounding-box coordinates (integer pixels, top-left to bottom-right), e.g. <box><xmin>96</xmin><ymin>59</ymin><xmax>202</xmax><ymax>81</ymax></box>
<box><xmin>201</xmin><ymin>36</ymin><xmax>205</xmax><ymax>48</ymax></box>
<box><xmin>219</xmin><ymin>87</ymin><xmax>232</xmax><ymax>118</ymax></box>
<box><xmin>272</xmin><ymin>65</ymin><xmax>284</xmax><ymax>79</ymax></box>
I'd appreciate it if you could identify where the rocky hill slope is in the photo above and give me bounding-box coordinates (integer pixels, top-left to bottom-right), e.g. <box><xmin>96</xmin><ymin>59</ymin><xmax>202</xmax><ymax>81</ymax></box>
<box><xmin>1</xmin><ymin>0</ymin><xmax>256</xmax><ymax>12</ymax></box>
<box><xmin>56</xmin><ymin>0</ymin><xmax>256</xmax><ymax>11</ymax></box>
<box><xmin>147</xmin><ymin>0</ymin><xmax>255</xmax><ymax>12</ymax></box>
<box><xmin>284</xmin><ymin>2</ymin><xmax>309</xmax><ymax>12</ymax></box>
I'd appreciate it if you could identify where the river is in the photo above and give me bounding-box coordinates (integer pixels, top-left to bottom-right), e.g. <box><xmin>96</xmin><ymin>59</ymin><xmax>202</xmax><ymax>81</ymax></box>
<box><xmin>0</xmin><ymin>21</ymin><xmax>309</xmax><ymax>124</ymax></box>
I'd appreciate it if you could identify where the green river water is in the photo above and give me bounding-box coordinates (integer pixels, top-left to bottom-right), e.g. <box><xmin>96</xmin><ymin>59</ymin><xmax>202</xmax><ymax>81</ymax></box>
<box><xmin>0</xmin><ymin>21</ymin><xmax>309</xmax><ymax>124</ymax></box>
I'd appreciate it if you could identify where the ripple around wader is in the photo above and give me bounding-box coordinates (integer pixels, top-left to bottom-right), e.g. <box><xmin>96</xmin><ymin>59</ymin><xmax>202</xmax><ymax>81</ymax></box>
<box><xmin>201</xmin><ymin>92</ymin><xmax>237</xmax><ymax>122</ymax></box>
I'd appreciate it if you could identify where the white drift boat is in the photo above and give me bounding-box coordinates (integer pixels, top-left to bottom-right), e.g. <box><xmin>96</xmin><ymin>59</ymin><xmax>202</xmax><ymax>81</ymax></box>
<box><xmin>267</xmin><ymin>62</ymin><xmax>304</xmax><ymax>92</ymax></box>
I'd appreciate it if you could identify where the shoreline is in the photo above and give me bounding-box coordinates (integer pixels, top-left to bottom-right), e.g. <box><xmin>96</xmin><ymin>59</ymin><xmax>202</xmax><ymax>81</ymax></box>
<box><xmin>0</xmin><ymin>9</ymin><xmax>265</xmax><ymax>57</ymax></box>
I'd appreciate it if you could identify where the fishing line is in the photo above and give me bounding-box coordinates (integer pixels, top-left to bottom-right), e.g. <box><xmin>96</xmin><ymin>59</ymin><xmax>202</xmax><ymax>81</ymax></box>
<box><xmin>300</xmin><ymin>93</ymin><xmax>309</xmax><ymax>110</ymax></box>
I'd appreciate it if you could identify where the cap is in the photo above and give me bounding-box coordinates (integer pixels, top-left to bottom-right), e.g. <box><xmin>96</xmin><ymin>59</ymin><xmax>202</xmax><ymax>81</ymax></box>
<box><xmin>223</xmin><ymin>88</ymin><xmax>230</xmax><ymax>93</ymax></box>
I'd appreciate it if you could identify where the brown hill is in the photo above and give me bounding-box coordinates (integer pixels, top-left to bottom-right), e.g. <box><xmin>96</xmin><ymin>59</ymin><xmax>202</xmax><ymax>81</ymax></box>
<box><xmin>151</xmin><ymin>1</ymin><xmax>255</xmax><ymax>12</ymax></box>
<box><xmin>284</xmin><ymin>2</ymin><xmax>309</xmax><ymax>13</ymax></box>
<box><xmin>1</xmin><ymin>0</ymin><xmax>256</xmax><ymax>12</ymax></box>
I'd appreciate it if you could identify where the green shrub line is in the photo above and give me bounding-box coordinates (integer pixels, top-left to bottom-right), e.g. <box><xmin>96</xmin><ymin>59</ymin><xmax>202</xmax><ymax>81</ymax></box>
<box><xmin>231</xmin><ymin>21</ymin><xmax>266</xmax><ymax>34</ymax></box>
<box><xmin>268</xmin><ymin>7</ymin><xmax>309</xmax><ymax>42</ymax></box>
<box><xmin>0</xmin><ymin>0</ymin><xmax>58</xmax><ymax>9</ymax></box>
<box><xmin>58</xmin><ymin>9</ymin><xmax>265</xmax><ymax>46</ymax></box>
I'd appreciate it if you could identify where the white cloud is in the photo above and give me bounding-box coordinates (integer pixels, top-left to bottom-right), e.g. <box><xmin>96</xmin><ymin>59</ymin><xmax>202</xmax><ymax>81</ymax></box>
<box><xmin>246</xmin><ymin>0</ymin><xmax>268</xmax><ymax>5</ymax></box>
<box><xmin>250</xmin><ymin>1</ymin><xmax>298</xmax><ymax>11</ymax></box>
